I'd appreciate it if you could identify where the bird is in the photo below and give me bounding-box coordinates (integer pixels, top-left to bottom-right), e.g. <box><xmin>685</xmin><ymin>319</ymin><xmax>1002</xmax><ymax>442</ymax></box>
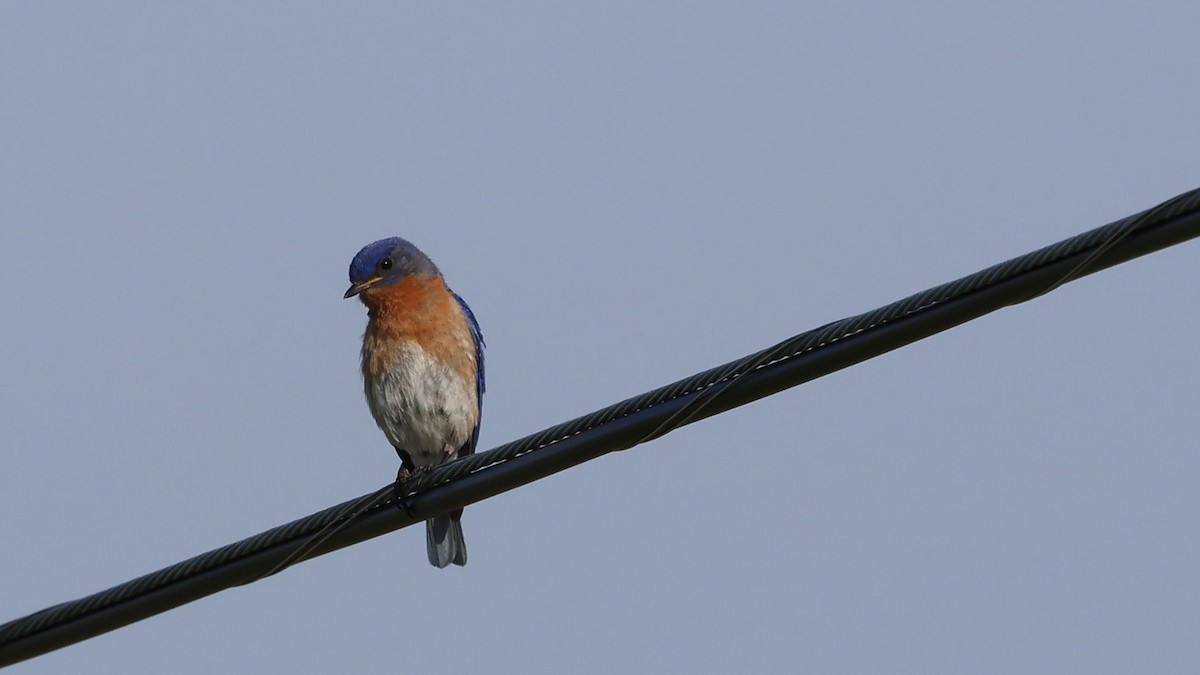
<box><xmin>344</xmin><ymin>237</ymin><xmax>484</xmax><ymax>568</ymax></box>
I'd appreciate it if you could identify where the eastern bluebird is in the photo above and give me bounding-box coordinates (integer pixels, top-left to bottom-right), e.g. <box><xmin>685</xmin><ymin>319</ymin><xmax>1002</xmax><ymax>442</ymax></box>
<box><xmin>344</xmin><ymin>237</ymin><xmax>484</xmax><ymax>568</ymax></box>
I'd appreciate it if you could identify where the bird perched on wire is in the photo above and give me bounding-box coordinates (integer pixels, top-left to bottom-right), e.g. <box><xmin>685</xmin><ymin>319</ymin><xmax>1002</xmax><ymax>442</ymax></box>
<box><xmin>344</xmin><ymin>237</ymin><xmax>485</xmax><ymax>568</ymax></box>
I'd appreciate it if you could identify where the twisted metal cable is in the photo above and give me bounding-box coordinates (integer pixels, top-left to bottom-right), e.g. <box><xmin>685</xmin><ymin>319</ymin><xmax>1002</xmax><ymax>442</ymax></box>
<box><xmin>2</xmin><ymin>187</ymin><xmax>1199</xmax><ymax>668</ymax></box>
<box><xmin>423</xmin><ymin>187</ymin><xmax>1200</xmax><ymax>487</ymax></box>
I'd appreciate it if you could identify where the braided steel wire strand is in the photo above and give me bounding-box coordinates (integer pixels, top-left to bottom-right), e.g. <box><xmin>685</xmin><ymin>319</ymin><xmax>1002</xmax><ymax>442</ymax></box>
<box><xmin>2</xmin><ymin>187</ymin><xmax>1198</xmax><ymax>667</ymax></box>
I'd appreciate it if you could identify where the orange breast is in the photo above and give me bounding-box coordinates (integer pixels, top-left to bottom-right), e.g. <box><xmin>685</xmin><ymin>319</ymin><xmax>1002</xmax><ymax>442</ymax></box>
<box><xmin>361</xmin><ymin>276</ymin><xmax>478</xmax><ymax>384</ymax></box>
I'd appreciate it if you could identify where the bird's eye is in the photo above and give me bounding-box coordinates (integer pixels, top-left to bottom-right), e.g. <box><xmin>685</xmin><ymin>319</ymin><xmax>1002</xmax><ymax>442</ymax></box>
<box><xmin>379</xmin><ymin>257</ymin><xmax>393</xmax><ymax>271</ymax></box>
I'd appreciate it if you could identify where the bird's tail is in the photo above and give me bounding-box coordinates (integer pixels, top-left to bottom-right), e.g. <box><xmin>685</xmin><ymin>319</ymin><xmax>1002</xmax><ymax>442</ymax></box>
<box><xmin>426</xmin><ymin>510</ymin><xmax>467</xmax><ymax>568</ymax></box>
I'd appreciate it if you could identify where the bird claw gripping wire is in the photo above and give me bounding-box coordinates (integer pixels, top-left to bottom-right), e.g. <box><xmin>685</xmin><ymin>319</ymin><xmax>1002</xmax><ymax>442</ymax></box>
<box><xmin>5</xmin><ymin>188</ymin><xmax>1199</xmax><ymax>668</ymax></box>
<box><xmin>393</xmin><ymin>465</ymin><xmax>433</xmax><ymax>516</ymax></box>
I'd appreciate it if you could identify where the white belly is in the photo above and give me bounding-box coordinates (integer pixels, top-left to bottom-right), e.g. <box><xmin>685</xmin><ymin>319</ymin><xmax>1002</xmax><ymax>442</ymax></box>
<box><xmin>364</xmin><ymin>342</ymin><xmax>477</xmax><ymax>467</ymax></box>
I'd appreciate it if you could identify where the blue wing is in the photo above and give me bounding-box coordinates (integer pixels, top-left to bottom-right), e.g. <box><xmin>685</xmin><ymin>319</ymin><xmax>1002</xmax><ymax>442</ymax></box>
<box><xmin>452</xmin><ymin>291</ymin><xmax>485</xmax><ymax>456</ymax></box>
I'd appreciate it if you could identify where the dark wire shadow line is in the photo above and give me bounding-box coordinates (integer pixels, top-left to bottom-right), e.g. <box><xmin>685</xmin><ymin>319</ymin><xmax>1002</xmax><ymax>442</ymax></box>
<box><xmin>2</xmin><ymin>186</ymin><xmax>1199</xmax><ymax>669</ymax></box>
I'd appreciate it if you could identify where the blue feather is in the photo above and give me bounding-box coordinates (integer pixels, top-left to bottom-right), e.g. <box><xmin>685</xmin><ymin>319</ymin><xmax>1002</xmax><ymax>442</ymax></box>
<box><xmin>452</xmin><ymin>291</ymin><xmax>485</xmax><ymax>455</ymax></box>
<box><xmin>348</xmin><ymin>237</ymin><xmax>439</xmax><ymax>285</ymax></box>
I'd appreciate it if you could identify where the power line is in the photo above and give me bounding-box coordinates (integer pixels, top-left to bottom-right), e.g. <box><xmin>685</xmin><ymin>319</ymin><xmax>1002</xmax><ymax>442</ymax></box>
<box><xmin>2</xmin><ymin>188</ymin><xmax>1199</xmax><ymax>668</ymax></box>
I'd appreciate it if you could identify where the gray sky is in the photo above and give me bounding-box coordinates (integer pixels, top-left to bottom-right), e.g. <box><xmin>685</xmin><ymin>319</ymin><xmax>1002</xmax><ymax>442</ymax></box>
<box><xmin>3</xmin><ymin>3</ymin><xmax>1198</xmax><ymax>673</ymax></box>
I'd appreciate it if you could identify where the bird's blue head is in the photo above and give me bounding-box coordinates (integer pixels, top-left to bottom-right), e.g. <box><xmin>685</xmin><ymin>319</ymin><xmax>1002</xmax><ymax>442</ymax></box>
<box><xmin>344</xmin><ymin>237</ymin><xmax>441</xmax><ymax>299</ymax></box>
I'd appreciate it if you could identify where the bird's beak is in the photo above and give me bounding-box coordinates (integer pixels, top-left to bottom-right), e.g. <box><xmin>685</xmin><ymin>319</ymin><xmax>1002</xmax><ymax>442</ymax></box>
<box><xmin>344</xmin><ymin>277</ymin><xmax>383</xmax><ymax>299</ymax></box>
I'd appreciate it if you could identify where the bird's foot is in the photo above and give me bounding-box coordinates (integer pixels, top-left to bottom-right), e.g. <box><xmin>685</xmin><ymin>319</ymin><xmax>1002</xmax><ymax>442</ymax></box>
<box><xmin>393</xmin><ymin>465</ymin><xmax>432</xmax><ymax>516</ymax></box>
